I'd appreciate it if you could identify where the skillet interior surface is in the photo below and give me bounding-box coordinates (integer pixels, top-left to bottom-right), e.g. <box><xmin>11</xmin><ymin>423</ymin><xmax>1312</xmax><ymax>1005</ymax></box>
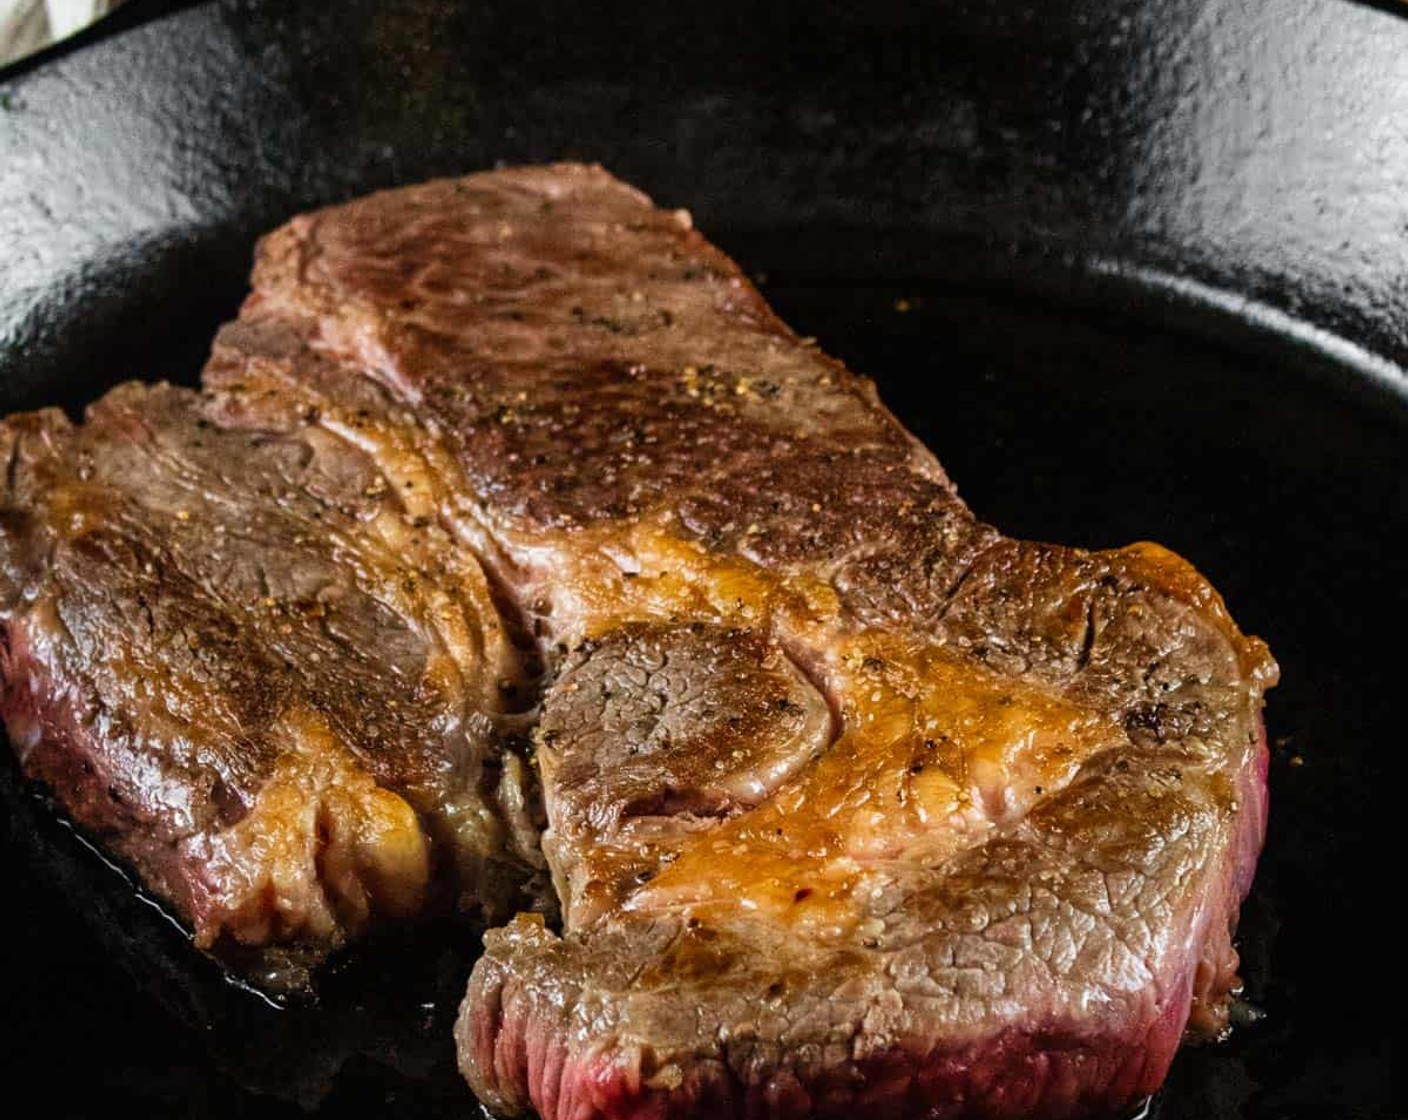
<box><xmin>2</xmin><ymin>2</ymin><xmax>1406</xmax><ymax>1117</ymax></box>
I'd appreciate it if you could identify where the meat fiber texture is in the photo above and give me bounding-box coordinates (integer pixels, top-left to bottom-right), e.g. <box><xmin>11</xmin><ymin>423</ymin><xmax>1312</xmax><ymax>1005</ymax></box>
<box><xmin>0</xmin><ymin>164</ymin><xmax>1276</xmax><ymax>1116</ymax></box>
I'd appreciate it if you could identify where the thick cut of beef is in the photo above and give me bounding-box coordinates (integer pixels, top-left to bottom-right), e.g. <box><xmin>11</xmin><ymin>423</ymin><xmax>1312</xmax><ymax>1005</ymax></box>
<box><xmin>208</xmin><ymin>165</ymin><xmax>1276</xmax><ymax>1118</ymax></box>
<box><xmin>0</xmin><ymin>380</ymin><xmax>541</xmax><ymax>982</ymax></box>
<box><xmin>1</xmin><ymin>163</ymin><xmax>1275</xmax><ymax>1116</ymax></box>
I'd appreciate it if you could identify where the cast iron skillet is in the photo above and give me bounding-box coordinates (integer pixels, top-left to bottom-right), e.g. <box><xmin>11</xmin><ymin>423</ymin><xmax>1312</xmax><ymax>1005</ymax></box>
<box><xmin>2</xmin><ymin>2</ymin><xmax>1406</xmax><ymax>1116</ymax></box>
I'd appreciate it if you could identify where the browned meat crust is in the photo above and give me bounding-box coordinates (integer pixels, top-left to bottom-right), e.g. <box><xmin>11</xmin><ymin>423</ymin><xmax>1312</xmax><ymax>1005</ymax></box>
<box><xmin>1</xmin><ymin>164</ymin><xmax>1275</xmax><ymax>1115</ymax></box>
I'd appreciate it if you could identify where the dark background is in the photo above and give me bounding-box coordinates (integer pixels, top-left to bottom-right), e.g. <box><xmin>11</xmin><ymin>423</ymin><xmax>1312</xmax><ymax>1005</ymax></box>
<box><xmin>2</xmin><ymin>2</ymin><xmax>1406</xmax><ymax>1116</ymax></box>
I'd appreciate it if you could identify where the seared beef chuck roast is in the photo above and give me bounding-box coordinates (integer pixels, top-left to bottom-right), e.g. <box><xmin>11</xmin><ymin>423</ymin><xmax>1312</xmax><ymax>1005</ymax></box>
<box><xmin>1</xmin><ymin>164</ymin><xmax>1275</xmax><ymax>1116</ymax></box>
